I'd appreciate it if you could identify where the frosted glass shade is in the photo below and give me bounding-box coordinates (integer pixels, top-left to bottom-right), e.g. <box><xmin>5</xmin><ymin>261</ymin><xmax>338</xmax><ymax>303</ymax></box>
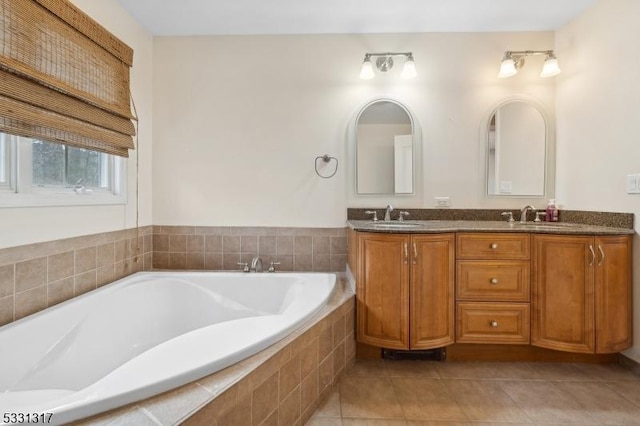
<box><xmin>401</xmin><ymin>57</ymin><xmax>417</xmax><ymax>79</ymax></box>
<box><xmin>540</xmin><ymin>57</ymin><xmax>561</xmax><ymax>77</ymax></box>
<box><xmin>498</xmin><ymin>58</ymin><xmax>518</xmax><ymax>78</ymax></box>
<box><xmin>359</xmin><ymin>59</ymin><xmax>375</xmax><ymax>80</ymax></box>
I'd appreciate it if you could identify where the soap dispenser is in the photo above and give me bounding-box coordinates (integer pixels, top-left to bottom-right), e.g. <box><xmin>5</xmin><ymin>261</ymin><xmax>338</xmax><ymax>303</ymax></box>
<box><xmin>545</xmin><ymin>199</ymin><xmax>559</xmax><ymax>222</ymax></box>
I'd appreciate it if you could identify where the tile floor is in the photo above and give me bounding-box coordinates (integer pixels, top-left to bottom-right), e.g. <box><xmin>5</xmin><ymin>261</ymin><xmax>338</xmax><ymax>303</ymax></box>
<box><xmin>306</xmin><ymin>359</ymin><xmax>640</xmax><ymax>425</ymax></box>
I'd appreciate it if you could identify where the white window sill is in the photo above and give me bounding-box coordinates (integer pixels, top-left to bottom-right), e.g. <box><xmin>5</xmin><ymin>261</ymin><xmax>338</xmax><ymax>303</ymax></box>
<box><xmin>0</xmin><ymin>191</ymin><xmax>127</xmax><ymax>208</ymax></box>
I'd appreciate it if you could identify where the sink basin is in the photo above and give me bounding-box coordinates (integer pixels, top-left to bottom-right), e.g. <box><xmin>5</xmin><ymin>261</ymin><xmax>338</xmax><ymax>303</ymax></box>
<box><xmin>514</xmin><ymin>222</ymin><xmax>579</xmax><ymax>228</ymax></box>
<box><xmin>370</xmin><ymin>222</ymin><xmax>425</xmax><ymax>229</ymax></box>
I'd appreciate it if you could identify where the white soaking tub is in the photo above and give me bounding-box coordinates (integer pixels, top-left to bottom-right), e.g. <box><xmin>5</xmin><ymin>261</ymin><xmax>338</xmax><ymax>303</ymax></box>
<box><xmin>0</xmin><ymin>271</ymin><xmax>336</xmax><ymax>425</ymax></box>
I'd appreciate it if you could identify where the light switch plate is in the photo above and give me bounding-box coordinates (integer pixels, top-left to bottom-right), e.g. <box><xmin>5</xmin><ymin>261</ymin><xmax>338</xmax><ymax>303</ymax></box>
<box><xmin>627</xmin><ymin>174</ymin><xmax>640</xmax><ymax>194</ymax></box>
<box><xmin>435</xmin><ymin>196</ymin><xmax>451</xmax><ymax>207</ymax></box>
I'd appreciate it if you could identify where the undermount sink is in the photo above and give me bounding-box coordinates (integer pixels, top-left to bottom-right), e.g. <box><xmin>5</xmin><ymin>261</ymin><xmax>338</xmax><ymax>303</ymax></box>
<box><xmin>370</xmin><ymin>221</ymin><xmax>425</xmax><ymax>229</ymax></box>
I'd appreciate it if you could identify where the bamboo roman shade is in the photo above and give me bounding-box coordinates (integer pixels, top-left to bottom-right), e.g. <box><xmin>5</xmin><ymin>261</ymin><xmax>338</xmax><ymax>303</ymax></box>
<box><xmin>0</xmin><ymin>0</ymin><xmax>135</xmax><ymax>157</ymax></box>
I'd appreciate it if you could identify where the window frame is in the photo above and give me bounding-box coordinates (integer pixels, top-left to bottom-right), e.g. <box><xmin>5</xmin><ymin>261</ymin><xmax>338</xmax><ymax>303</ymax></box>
<box><xmin>0</xmin><ymin>134</ymin><xmax>127</xmax><ymax>208</ymax></box>
<box><xmin>0</xmin><ymin>133</ymin><xmax>11</xmax><ymax>190</ymax></box>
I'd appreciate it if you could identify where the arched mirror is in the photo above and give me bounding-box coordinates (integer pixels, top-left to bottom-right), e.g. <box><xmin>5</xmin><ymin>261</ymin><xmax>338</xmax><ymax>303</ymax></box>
<box><xmin>356</xmin><ymin>99</ymin><xmax>414</xmax><ymax>195</ymax></box>
<box><xmin>486</xmin><ymin>99</ymin><xmax>552</xmax><ymax>197</ymax></box>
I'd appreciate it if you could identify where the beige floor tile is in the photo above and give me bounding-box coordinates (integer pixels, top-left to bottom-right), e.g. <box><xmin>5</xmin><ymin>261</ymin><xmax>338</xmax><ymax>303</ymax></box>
<box><xmin>315</xmin><ymin>388</ymin><xmax>342</xmax><ymax>418</ymax></box>
<box><xmin>391</xmin><ymin>378</ymin><xmax>467</xmax><ymax>422</ymax></box>
<box><xmin>572</xmin><ymin>363</ymin><xmax>640</xmax><ymax>382</ymax></box>
<box><xmin>445</xmin><ymin>379</ymin><xmax>532</xmax><ymax>423</ymax></box>
<box><xmin>306</xmin><ymin>417</ymin><xmax>343</xmax><ymax>426</ymax></box>
<box><xmin>529</xmin><ymin>362</ymin><xmax>597</xmax><ymax>381</ymax></box>
<box><xmin>384</xmin><ymin>361</ymin><xmax>439</xmax><ymax>378</ymax></box>
<box><xmin>340</xmin><ymin>376</ymin><xmax>404</xmax><ymax>419</ymax></box>
<box><xmin>604</xmin><ymin>381</ymin><xmax>640</xmax><ymax>407</ymax></box>
<box><xmin>554</xmin><ymin>381</ymin><xmax>640</xmax><ymax>425</ymax></box>
<box><xmin>434</xmin><ymin>362</ymin><xmax>543</xmax><ymax>380</ymax></box>
<box><xmin>406</xmin><ymin>422</ymin><xmax>529</xmax><ymax>426</ymax></box>
<box><xmin>342</xmin><ymin>419</ymin><xmax>407</xmax><ymax>425</ymax></box>
<box><xmin>345</xmin><ymin>359</ymin><xmax>387</xmax><ymax>377</ymax></box>
<box><xmin>499</xmin><ymin>380</ymin><xmax>598</xmax><ymax>424</ymax></box>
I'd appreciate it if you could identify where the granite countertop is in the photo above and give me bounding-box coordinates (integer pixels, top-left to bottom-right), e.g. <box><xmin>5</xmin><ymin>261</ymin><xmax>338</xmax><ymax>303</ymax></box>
<box><xmin>347</xmin><ymin>220</ymin><xmax>635</xmax><ymax>235</ymax></box>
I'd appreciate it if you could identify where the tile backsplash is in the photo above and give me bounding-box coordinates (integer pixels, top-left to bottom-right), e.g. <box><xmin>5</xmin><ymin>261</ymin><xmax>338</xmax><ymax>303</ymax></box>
<box><xmin>152</xmin><ymin>226</ymin><xmax>348</xmax><ymax>273</ymax></box>
<box><xmin>0</xmin><ymin>226</ymin><xmax>153</xmax><ymax>327</ymax></box>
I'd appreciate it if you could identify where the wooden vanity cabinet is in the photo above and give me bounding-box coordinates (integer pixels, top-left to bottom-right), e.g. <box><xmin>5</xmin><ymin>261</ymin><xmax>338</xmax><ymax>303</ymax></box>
<box><xmin>532</xmin><ymin>234</ymin><xmax>632</xmax><ymax>354</ymax></box>
<box><xmin>355</xmin><ymin>232</ymin><xmax>455</xmax><ymax>350</ymax></box>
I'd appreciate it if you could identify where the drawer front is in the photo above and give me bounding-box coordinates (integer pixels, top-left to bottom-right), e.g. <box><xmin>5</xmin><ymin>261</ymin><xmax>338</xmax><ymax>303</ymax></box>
<box><xmin>457</xmin><ymin>233</ymin><xmax>530</xmax><ymax>260</ymax></box>
<box><xmin>456</xmin><ymin>261</ymin><xmax>530</xmax><ymax>302</ymax></box>
<box><xmin>456</xmin><ymin>302</ymin><xmax>530</xmax><ymax>344</ymax></box>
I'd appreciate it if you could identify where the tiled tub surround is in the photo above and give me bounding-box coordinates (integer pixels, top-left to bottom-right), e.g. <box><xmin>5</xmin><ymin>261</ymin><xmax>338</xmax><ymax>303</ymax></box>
<box><xmin>81</xmin><ymin>276</ymin><xmax>355</xmax><ymax>425</ymax></box>
<box><xmin>152</xmin><ymin>226</ymin><xmax>348</xmax><ymax>273</ymax></box>
<box><xmin>0</xmin><ymin>226</ymin><xmax>153</xmax><ymax>327</ymax></box>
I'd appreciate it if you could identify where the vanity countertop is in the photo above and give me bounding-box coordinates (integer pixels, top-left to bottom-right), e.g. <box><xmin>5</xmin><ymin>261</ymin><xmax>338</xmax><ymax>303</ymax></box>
<box><xmin>347</xmin><ymin>220</ymin><xmax>635</xmax><ymax>235</ymax></box>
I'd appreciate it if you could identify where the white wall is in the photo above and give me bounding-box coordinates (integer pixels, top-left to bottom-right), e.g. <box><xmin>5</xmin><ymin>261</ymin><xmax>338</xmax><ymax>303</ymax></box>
<box><xmin>0</xmin><ymin>0</ymin><xmax>153</xmax><ymax>249</ymax></box>
<box><xmin>555</xmin><ymin>0</ymin><xmax>640</xmax><ymax>362</ymax></box>
<box><xmin>152</xmin><ymin>32</ymin><xmax>556</xmax><ymax>227</ymax></box>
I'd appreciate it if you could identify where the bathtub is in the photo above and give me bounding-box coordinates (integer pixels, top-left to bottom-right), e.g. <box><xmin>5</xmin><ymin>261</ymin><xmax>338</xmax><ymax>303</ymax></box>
<box><xmin>0</xmin><ymin>271</ymin><xmax>336</xmax><ymax>425</ymax></box>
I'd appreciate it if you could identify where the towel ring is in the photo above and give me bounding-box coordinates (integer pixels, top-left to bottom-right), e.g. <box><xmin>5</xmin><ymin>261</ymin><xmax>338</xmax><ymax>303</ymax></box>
<box><xmin>314</xmin><ymin>154</ymin><xmax>338</xmax><ymax>179</ymax></box>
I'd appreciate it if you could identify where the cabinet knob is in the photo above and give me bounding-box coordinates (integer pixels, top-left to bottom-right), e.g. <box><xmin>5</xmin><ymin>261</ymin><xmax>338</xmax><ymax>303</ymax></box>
<box><xmin>490</xmin><ymin>243</ymin><xmax>498</xmax><ymax>249</ymax></box>
<box><xmin>489</xmin><ymin>320</ymin><xmax>499</xmax><ymax>328</ymax></box>
<box><xmin>490</xmin><ymin>278</ymin><xmax>499</xmax><ymax>284</ymax></box>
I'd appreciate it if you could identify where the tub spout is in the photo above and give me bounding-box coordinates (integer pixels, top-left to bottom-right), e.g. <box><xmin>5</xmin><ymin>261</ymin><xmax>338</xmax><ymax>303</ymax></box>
<box><xmin>250</xmin><ymin>256</ymin><xmax>263</xmax><ymax>273</ymax></box>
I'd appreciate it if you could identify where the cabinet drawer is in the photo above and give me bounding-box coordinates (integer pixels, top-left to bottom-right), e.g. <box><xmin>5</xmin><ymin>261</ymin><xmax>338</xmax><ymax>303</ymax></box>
<box><xmin>456</xmin><ymin>261</ymin><xmax>530</xmax><ymax>302</ymax></box>
<box><xmin>456</xmin><ymin>302</ymin><xmax>530</xmax><ymax>344</ymax></box>
<box><xmin>457</xmin><ymin>233</ymin><xmax>530</xmax><ymax>260</ymax></box>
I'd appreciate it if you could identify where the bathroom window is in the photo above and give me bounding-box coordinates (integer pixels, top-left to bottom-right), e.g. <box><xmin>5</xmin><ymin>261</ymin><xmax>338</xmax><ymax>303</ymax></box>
<box><xmin>0</xmin><ymin>132</ymin><xmax>126</xmax><ymax>207</ymax></box>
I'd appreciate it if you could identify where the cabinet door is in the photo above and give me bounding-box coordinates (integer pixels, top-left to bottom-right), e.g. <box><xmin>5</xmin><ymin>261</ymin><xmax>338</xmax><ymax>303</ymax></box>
<box><xmin>595</xmin><ymin>235</ymin><xmax>632</xmax><ymax>353</ymax></box>
<box><xmin>532</xmin><ymin>235</ymin><xmax>595</xmax><ymax>353</ymax></box>
<box><xmin>410</xmin><ymin>234</ymin><xmax>455</xmax><ymax>349</ymax></box>
<box><xmin>356</xmin><ymin>233</ymin><xmax>410</xmax><ymax>349</ymax></box>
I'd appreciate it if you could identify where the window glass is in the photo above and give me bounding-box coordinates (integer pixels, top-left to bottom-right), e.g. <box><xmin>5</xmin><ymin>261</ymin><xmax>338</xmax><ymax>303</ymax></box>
<box><xmin>32</xmin><ymin>140</ymin><xmax>111</xmax><ymax>189</ymax></box>
<box><xmin>0</xmin><ymin>134</ymin><xmax>7</xmax><ymax>185</ymax></box>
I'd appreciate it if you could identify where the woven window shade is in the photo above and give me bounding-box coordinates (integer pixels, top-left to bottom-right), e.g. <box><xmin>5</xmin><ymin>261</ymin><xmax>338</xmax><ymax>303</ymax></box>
<box><xmin>0</xmin><ymin>0</ymin><xmax>135</xmax><ymax>157</ymax></box>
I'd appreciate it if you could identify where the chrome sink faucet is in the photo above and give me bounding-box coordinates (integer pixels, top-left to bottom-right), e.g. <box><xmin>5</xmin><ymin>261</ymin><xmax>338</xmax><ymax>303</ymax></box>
<box><xmin>250</xmin><ymin>256</ymin><xmax>263</xmax><ymax>273</ymax></box>
<box><xmin>520</xmin><ymin>205</ymin><xmax>537</xmax><ymax>224</ymax></box>
<box><xmin>384</xmin><ymin>204</ymin><xmax>394</xmax><ymax>221</ymax></box>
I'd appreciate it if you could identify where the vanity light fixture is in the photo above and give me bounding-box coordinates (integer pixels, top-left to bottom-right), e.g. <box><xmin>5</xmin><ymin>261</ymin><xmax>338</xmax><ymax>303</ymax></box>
<box><xmin>498</xmin><ymin>50</ymin><xmax>561</xmax><ymax>78</ymax></box>
<box><xmin>359</xmin><ymin>52</ymin><xmax>417</xmax><ymax>79</ymax></box>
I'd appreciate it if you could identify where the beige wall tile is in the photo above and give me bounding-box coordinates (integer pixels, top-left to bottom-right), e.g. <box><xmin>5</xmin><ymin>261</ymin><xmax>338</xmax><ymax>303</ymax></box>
<box><xmin>223</xmin><ymin>236</ymin><xmax>241</xmax><ymax>253</ymax></box>
<box><xmin>252</xmin><ymin>372</ymin><xmax>279</xmax><ymax>426</ymax></box>
<box><xmin>313</xmin><ymin>255</ymin><xmax>331</xmax><ymax>272</ymax></box>
<box><xmin>312</xmin><ymin>237</ymin><xmax>330</xmax><ymax>255</ymax></box>
<box><xmin>330</xmin><ymin>255</ymin><xmax>347</xmax><ymax>272</ymax></box>
<box><xmin>15</xmin><ymin>257</ymin><xmax>47</xmax><ymax>293</ymax></box>
<box><xmin>260</xmin><ymin>408</ymin><xmax>278</xmax><ymax>426</ymax></box>
<box><xmin>333</xmin><ymin>342</ymin><xmax>346</xmax><ymax>379</ymax></box>
<box><xmin>333</xmin><ymin>316</ymin><xmax>346</xmax><ymax>346</ymax></box>
<box><xmin>169</xmin><ymin>235</ymin><xmax>187</xmax><ymax>252</ymax></box>
<box><xmin>143</xmin><ymin>235</ymin><xmax>153</xmax><ymax>254</ymax></box>
<box><xmin>143</xmin><ymin>253</ymin><xmax>153</xmax><ymax>271</ymax></box>
<box><xmin>318</xmin><ymin>354</ymin><xmax>334</xmax><ymax>396</ymax></box>
<box><xmin>169</xmin><ymin>253</ymin><xmax>187</xmax><ymax>269</ymax></box>
<box><xmin>0</xmin><ymin>295</ymin><xmax>13</xmax><ymax>326</ymax></box>
<box><xmin>219</xmin><ymin>393</ymin><xmax>251</xmax><ymax>426</ymax></box>
<box><xmin>0</xmin><ymin>263</ymin><xmax>14</xmax><ymax>298</ymax></box>
<box><xmin>294</xmin><ymin>236</ymin><xmax>312</xmax><ymax>254</ymax></box>
<box><xmin>318</xmin><ymin>324</ymin><xmax>333</xmax><ymax>362</ymax></box>
<box><xmin>280</xmin><ymin>354</ymin><xmax>301</xmax><ymax>401</ymax></box>
<box><xmin>294</xmin><ymin>254</ymin><xmax>312</xmax><ymax>271</ymax></box>
<box><xmin>301</xmin><ymin>339</ymin><xmax>319</xmax><ymax>378</ymax></box>
<box><xmin>48</xmin><ymin>251</ymin><xmax>74</xmax><ymax>283</ymax></box>
<box><xmin>154</xmin><ymin>234</ymin><xmax>169</xmax><ymax>252</ymax></box>
<box><xmin>277</xmin><ymin>236</ymin><xmax>294</xmax><ymax>254</ymax></box>
<box><xmin>153</xmin><ymin>252</ymin><xmax>170</xmax><ymax>269</ymax></box>
<box><xmin>75</xmin><ymin>247</ymin><xmax>97</xmax><ymax>274</ymax></box>
<box><xmin>186</xmin><ymin>253</ymin><xmax>205</xmax><ymax>270</ymax></box>
<box><xmin>115</xmin><ymin>239</ymin><xmax>127</xmax><ymax>262</ymax></box>
<box><xmin>330</xmin><ymin>237</ymin><xmax>347</xmax><ymax>255</ymax></box>
<box><xmin>15</xmin><ymin>285</ymin><xmax>47</xmax><ymax>320</ymax></box>
<box><xmin>205</xmin><ymin>235</ymin><xmax>222</xmax><ymax>253</ymax></box>
<box><xmin>96</xmin><ymin>243</ymin><xmax>115</xmax><ymax>268</ymax></box>
<box><xmin>48</xmin><ymin>277</ymin><xmax>75</xmax><ymax>307</ymax></box>
<box><xmin>258</xmin><ymin>236</ymin><xmax>277</xmax><ymax>254</ymax></box>
<box><xmin>301</xmin><ymin>371</ymin><xmax>318</xmax><ymax>415</ymax></box>
<box><xmin>204</xmin><ymin>253</ymin><xmax>222</xmax><ymax>270</ymax></box>
<box><xmin>223</xmin><ymin>253</ymin><xmax>241</xmax><ymax>271</ymax></box>
<box><xmin>280</xmin><ymin>386</ymin><xmax>301</xmax><ymax>426</ymax></box>
<box><xmin>276</xmin><ymin>254</ymin><xmax>294</xmax><ymax>271</ymax></box>
<box><xmin>241</xmin><ymin>236</ymin><xmax>258</xmax><ymax>253</ymax></box>
<box><xmin>75</xmin><ymin>270</ymin><xmax>97</xmax><ymax>296</ymax></box>
<box><xmin>97</xmin><ymin>265</ymin><xmax>116</xmax><ymax>287</ymax></box>
<box><xmin>187</xmin><ymin>235</ymin><xmax>204</xmax><ymax>253</ymax></box>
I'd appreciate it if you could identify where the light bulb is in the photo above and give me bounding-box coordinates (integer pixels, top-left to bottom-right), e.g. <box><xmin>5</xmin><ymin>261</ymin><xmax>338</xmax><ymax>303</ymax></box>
<box><xmin>359</xmin><ymin>57</ymin><xmax>375</xmax><ymax>80</ymax></box>
<box><xmin>498</xmin><ymin>57</ymin><xmax>518</xmax><ymax>78</ymax></box>
<box><xmin>540</xmin><ymin>55</ymin><xmax>561</xmax><ymax>78</ymax></box>
<box><xmin>401</xmin><ymin>56</ymin><xmax>417</xmax><ymax>79</ymax></box>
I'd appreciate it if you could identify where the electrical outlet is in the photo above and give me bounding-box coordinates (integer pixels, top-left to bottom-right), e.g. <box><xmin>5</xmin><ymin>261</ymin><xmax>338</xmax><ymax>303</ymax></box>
<box><xmin>435</xmin><ymin>196</ymin><xmax>451</xmax><ymax>207</ymax></box>
<box><xmin>627</xmin><ymin>174</ymin><xmax>640</xmax><ymax>194</ymax></box>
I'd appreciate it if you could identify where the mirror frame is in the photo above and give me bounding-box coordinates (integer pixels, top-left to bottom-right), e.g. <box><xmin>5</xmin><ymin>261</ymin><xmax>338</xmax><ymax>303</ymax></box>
<box><xmin>354</xmin><ymin>98</ymin><xmax>417</xmax><ymax>196</ymax></box>
<box><xmin>481</xmin><ymin>95</ymin><xmax>555</xmax><ymax>200</ymax></box>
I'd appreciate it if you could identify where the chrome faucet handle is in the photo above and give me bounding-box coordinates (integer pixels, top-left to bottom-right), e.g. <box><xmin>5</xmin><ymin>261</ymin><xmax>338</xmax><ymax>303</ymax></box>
<box><xmin>398</xmin><ymin>211</ymin><xmax>410</xmax><ymax>222</ymax></box>
<box><xmin>364</xmin><ymin>210</ymin><xmax>378</xmax><ymax>221</ymax></box>
<box><xmin>501</xmin><ymin>212</ymin><xmax>515</xmax><ymax>223</ymax></box>
<box><xmin>535</xmin><ymin>211</ymin><xmax>547</xmax><ymax>222</ymax></box>
<box><xmin>237</xmin><ymin>262</ymin><xmax>250</xmax><ymax>272</ymax></box>
<box><xmin>267</xmin><ymin>262</ymin><xmax>281</xmax><ymax>273</ymax></box>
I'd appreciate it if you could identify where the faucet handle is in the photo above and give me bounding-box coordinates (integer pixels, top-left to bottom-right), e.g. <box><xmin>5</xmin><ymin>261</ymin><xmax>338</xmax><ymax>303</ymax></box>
<box><xmin>535</xmin><ymin>211</ymin><xmax>547</xmax><ymax>222</ymax></box>
<box><xmin>237</xmin><ymin>262</ymin><xmax>250</xmax><ymax>272</ymax></box>
<box><xmin>398</xmin><ymin>211</ymin><xmax>410</xmax><ymax>222</ymax></box>
<box><xmin>364</xmin><ymin>210</ymin><xmax>378</xmax><ymax>221</ymax></box>
<box><xmin>501</xmin><ymin>212</ymin><xmax>515</xmax><ymax>223</ymax></box>
<box><xmin>267</xmin><ymin>262</ymin><xmax>281</xmax><ymax>273</ymax></box>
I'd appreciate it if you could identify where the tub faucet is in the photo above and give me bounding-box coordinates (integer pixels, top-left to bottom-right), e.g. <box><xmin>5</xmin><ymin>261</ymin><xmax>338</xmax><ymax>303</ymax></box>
<box><xmin>384</xmin><ymin>204</ymin><xmax>394</xmax><ymax>221</ymax></box>
<box><xmin>520</xmin><ymin>205</ymin><xmax>537</xmax><ymax>224</ymax></box>
<box><xmin>250</xmin><ymin>256</ymin><xmax>263</xmax><ymax>273</ymax></box>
